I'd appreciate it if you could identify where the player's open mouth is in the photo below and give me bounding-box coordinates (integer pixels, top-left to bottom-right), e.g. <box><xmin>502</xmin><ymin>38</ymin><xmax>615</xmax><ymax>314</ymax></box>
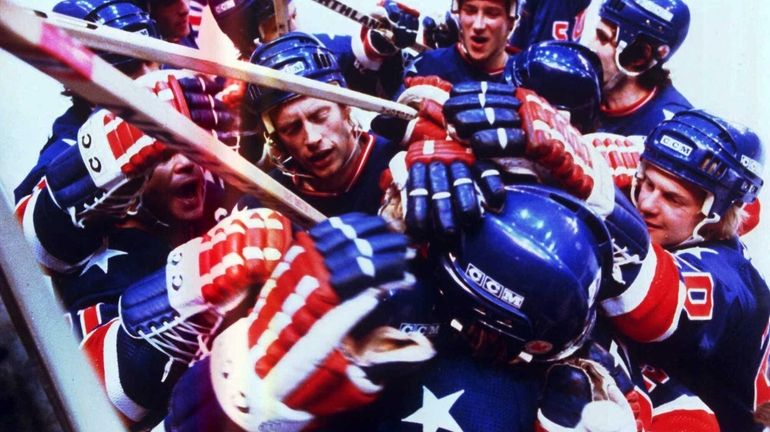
<box><xmin>469</xmin><ymin>35</ymin><xmax>489</xmax><ymax>50</ymax></box>
<box><xmin>174</xmin><ymin>177</ymin><xmax>203</xmax><ymax>205</ymax></box>
<box><xmin>309</xmin><ymin>148</ymin><xmax>335</xmax><ymax>168</ymax></box>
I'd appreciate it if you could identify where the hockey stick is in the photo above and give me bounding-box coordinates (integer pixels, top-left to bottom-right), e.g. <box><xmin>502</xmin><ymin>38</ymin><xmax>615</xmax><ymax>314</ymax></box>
<box><xmin>273</xmin><ymin>0</ymin><xmax>291</xmax><ymax>36</ymax></box>
<box><xmin>24</xmin><ymin>6</ymin><xmax>418</xmax><ymax>120</ymax></box>
<box><xmin>0</xmin><ymin>0</ymin><xmax>325</xmax><ymax>226</ymax></box>
<box><xmin>307</xmin><ymin>0</ymin><xmax>429</xmax><ymax>52</ymax></box>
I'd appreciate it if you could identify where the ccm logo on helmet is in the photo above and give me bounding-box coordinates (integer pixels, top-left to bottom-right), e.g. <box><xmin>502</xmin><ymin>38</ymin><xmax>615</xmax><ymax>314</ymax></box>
<box><xmin>660</xmin><ymin>134</ymin><xmax>693</xmax><ymax>157</ymax></box>
<box><xmin>466</xmin><ymin>263</ymin><xmax>525</xmax><ymax>309</ymax></box>
<box><xmin>214</xmin><ymin>0</ymin><xmax>236</xmax><ymax>14</ymax></box>
<box><xmin>281</xmin><ymin>61</ymin><xmax>306</xmax><ymax>75</ymax></box>
<box><xmin>636</xmin><ymin>0</ymin><xmax>674</xmax><ymax>21</ymax></box>
<box><xmin>741</xmin><ymin>155</ymin><xmax>763</xmax><ymax>177</ymax></box>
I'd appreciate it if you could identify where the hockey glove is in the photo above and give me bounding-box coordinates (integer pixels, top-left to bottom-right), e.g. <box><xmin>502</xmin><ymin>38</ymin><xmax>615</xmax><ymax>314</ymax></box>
<box><xmin>422</xmin><ymin>11</ymin><xmax>459</xmax><ymax>48</ymax></box>
<box><xmin>586</xmin><ymin>133</ymin><xmax>643</xmax><ymax>192</ymax></box>
<box><xmin>119</xmin><ymin>208</ymin><xmax>293</xmax><ymax>366</ymax></box>
<box><xmin>371</xmin><ymin>75</ymin><xmax>453</xmax><ymax>144</ymax></box>
<box><xmin>365</xmin><ymin>0</ymin><xmax>419</xmax><ymax>57</ymax></box>
<box><xmin>202</xmin><ymin>213</ymin><xmax>432</xmax><ymax>431</ymax></box>
<box><xmin>536</xmin><ymin>342</ymin><xmax>644</xmax><ymax>432</ymax></box>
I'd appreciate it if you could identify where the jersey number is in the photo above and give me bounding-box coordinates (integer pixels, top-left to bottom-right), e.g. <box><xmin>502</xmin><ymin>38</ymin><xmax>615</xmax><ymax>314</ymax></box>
<box><xmin>682</xmin><ymin>272</ymin><xmax>714</xmax><ymax>321</ymax></box>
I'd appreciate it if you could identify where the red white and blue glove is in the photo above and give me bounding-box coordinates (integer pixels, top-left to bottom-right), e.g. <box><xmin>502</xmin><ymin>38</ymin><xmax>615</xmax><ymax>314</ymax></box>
<box><xmin>422</xmin><ymin>11</ymin><xmax>459</xmax><ymax>49</ymax></box>
<box><xmin>119</xmin><ymin>208</ymin><xmax>293</xmax><ymax>365</ymax></box>
<box><xmin>199</xmin><ymin>213</ymin><xmax>430</xmax><ymax>431</ymax></box>
<box><xmin>365</xmin><ymin>0</ymin><xmax>419</xmax><ymax>57</ymax></box>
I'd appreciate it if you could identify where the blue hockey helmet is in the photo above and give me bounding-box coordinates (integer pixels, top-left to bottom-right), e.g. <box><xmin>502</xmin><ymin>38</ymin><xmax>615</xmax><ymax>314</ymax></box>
<box><xmin>53</xmin><ymin>0</ymin><xmax>160</xmax><ymax>73</ymax></box>
<box><xmin>507</xmin><ymin>40</ymin><xmax>603</xmax><ymax>133</ymax></box>
<box><xmin>599</xmin><ymin>0</ymin><xmax>690</xmax><ymax>67</ymax></box>
<box><xmin>451</xmin><ymin>0</ymin><xmax>518</xmax><ymax>18</ymax></box>
<box><xmin>210</xmin><ymin>0</ymin><xmax>288</xmax><ymax>55</ymax></box>
<box><xmin>246</xmin><ymin>32</ymin><xmax>347</xmax><ymax>134</ymax></box>
<box><xmin>434</xmin><ymin>185</ymin><xmax>613</xmax><ymax>362</ymax></box>
<box><xmin>642</xmin><ymin>109</ymin><xmax>765</xmax><ymax>219</ymax></box>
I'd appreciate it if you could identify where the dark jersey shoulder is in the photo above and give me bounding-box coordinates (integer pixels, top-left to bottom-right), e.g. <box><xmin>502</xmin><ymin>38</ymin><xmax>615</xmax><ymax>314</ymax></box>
<box><xmin>598</xmin><ymin>83</ymin><xmax>692</xmax><ymax>136</ymax></box>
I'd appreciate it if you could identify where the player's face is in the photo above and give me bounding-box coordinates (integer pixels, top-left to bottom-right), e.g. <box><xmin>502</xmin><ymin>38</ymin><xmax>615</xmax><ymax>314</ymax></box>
<box><xmin>458</xmin><ymin>0</ymin><xmax>515</xmax><ymax>71</ymax></box>
<box><xmin>143</xmin><ymin>153</ymin><xmax>207</xmax><ymax>223</ymax></box>
<box><xmin>258</xmin><ymin>2</ymin><xmax>298</xmax><ymax>43</ymax></box>
<box><xmin>586</xmin><ymin>20</ymin><xmax>622</xmax><ymax>92</ymax></box>
<box><xmin>271</xmin><ymin>97</ymin><xmax>358</xmax><ymax>185</ymax></box>
<box><xmin>150</xmin><ymin>0</ymin><xmax>190</xmax><ymax>42</ymax></box>
<box><xmin>636</xmin><ymin>164</ymin><xmax>706</xmax><ymax>247</ymax></box>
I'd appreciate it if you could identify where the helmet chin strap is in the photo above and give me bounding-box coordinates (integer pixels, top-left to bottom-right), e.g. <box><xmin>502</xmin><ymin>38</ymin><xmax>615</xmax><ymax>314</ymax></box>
<box><xmin>613</xmin><ymin>41</ymin><xmax>658</xmax><ymax>78</ymax></box>
<box><xmin>677</xmin><ymin>193</ymin><xmax>720</xmax><ymax>248</ymax></box>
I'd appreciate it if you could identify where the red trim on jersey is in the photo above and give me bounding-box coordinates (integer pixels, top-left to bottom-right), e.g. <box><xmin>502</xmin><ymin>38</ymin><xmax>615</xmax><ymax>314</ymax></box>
<box><xmin>455</xmin><ymin>43</ymin><xmax>506</xmax><ymax>76</ymax></box>
<box><xmin>14</xmin><ymin>178</ymin><xmax>46</xmax><ymax>222</ymax></box>
<box><xmin>611</xmin><ymin>244</ymin><xmax>682</xmax><ymax>342</ymax></box>
<box><xmin>79</xmin><ymin>303</ymin><xmax>104</xmax><ymax>336</ymax></box>
<box><xmin>601</xmin><ymin>86</ymin><xmax>659</xmax><ymax>117</ymax></box>
<box><xmin>652</xmin><ymin>407</ymin><xmax>719</xmax><ymax>431</ymax></box>
<box><xmin>294</xmin><ymin>133</ymin><xmax>376</xmax><ymax>198</ymax></box>
<box><xmin>81</xmin><ymin>321</ymin><xmax>112</xmax><ymax>386</ymax></box>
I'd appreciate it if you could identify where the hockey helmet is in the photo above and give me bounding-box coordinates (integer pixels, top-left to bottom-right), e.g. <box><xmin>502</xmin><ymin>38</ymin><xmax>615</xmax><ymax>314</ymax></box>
<box><xmin>245</xmin><ymin>32</ymin><xmax>347</xmax><ymax>134</ymax></box>
<box><xmin>599</xmin><ymin>0</ymin><xmax>690</xmax><ymax>71</ymax></box>
<box><xmin>642</xmin><ymin>109</ymin><xmax>765</xmax><ymax>219</ymax></box>
<box><xmin>53</xmin><ymin>0</ymin><xmax>160</xmax><ymax>73</ymax></box>
<box><xmin>434</xmin><ymin>185</ymin><xmax>613</xmax><ymax>362</ymax></box>
<box><xmin>507</xmin><ymin>40</ymin><xmax>603</xmax><ymax>133</ymax></box>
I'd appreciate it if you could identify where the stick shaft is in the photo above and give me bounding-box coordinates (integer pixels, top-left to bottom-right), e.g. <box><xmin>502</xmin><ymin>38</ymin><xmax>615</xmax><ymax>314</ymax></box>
<box><xmin>29</xmin><ymin>7</ymin><xmax>418</xmax><ymax>120</ymax></box>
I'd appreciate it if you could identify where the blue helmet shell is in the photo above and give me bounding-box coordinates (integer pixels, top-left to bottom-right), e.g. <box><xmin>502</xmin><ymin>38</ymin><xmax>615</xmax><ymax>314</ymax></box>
<box><xmin>53</xmin><ymin>0</ymin><xmax>160</xmax><ymax>72</ymax></box>
<box><xmin>434</xmin><ymin>185</ymin><xmax>613</xmax><ymax>361</ymax></box>
<box><xmin>642</xmin><ymin>109</ymin><xmax>765</xmax><ymax>218</ymax></box>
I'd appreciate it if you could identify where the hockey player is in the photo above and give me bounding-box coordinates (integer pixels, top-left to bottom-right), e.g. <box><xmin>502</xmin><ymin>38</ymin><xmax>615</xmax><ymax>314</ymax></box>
<box><xmin>401</xmin><ymin>0</ymin><xmax>518</xmax><ymax>87</ymax></box>
<box><xmin>585</xmin><ymin>0</ymin><xmax>693</xmax><ymax>136</ymax></box>
<box><xmin>15</xmin><ymin>69</ymin><xmax>237</xmax><ymax>423</ymax></box>
<box><xmin>601</xmin><ymin>110</ymin><xmax>770</xmax><ymax>431</ymax></box>
<box><xmin>145</xmin><ymin>0</ymin><xmax>199</xmax><ymax>48</ymax></box>
<box><xmin>13</xmin><ymin>0</ymin><xmax>162</xmax><ymax>203</ymax></box>
<box><xmin>460</xmin><ymin>77</ymin><xmax>768</xmax><ymax>429</ymax></box>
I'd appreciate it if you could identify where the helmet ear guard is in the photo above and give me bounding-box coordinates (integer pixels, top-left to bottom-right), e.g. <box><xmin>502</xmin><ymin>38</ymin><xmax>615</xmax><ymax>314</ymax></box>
<box><xmin>599</xmin><ymin>0</ymin><xmax>690</xmax><ymax>75</ymax></box>
<box><xmin>432</xmin><ymin>185</ymin><xmax>612</xmax><ymax>363</ymax></box>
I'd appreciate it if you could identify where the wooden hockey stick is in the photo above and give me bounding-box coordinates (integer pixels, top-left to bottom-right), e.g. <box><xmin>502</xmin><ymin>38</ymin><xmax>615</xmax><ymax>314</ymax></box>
<box><xmin>0</xmin><ymin>0</ymin><xmax>325</xmax><ymax>226</ymax></box>
<box><xmin>306</xmin><ymin>0</ymin><xmax>429</xmax><ymax>52</ymax></box>
<box><xmin>24</xmin><ymin>6</ymin><xmax>418</xmax><ymax>120</ymax></box>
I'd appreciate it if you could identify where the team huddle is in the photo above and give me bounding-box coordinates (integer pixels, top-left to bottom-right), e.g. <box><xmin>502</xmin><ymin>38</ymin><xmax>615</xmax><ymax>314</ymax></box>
<box><xmin>10</xmin><ymin>0</ymin><xmax>769</xmax><ymax>431</ymax></box>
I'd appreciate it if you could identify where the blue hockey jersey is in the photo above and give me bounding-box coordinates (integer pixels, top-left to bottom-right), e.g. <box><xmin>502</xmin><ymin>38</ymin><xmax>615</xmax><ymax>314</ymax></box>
<box><xmin>598</xmin><ymin>83</ymin><xmax>692</xmax><ymax>137</ymax></box>
<box><xmin>601</xmin><ymin>236</ymin><xmax>770</xmax><ymax>431</ymax></box>
<box><xmin>508</xmin><ymin>0</ymin><xmax>591</xmax><ymax>52</ymax></box>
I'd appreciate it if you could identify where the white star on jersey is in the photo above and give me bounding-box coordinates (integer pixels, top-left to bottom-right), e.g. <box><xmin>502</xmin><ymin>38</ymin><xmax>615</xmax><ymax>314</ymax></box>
<box><xmin>80</xmin><ymin>247</ymin><xmax>127</xmax><ymax>275</ymax></box>
<box><xmin>402</xmin><ymin>386</ymin><xmax>464</xmax><ymax>432</ymax></box>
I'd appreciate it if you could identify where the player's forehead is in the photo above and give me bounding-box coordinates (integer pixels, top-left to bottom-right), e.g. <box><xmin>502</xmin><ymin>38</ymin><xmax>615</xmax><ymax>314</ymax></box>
<box><xmin>644</xmin><ymin>164</ymin><xmax>705</xmax><ymax>203</ymax></box>
<box><xmin>460</xmin><ymin>0</ymin><xmax>510</xmax><ymax>12</ymax></box>
<box><xmin>272</xmin><ymin>96</ymin><xmax>338</xmax><ymax>124</ymax></box>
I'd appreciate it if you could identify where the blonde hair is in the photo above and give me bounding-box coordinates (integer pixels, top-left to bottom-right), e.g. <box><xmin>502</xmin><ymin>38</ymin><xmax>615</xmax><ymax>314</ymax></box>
<box><xmin>699</xmin><ymin>203</ymin><xmax>746</xmax><ymax>241</ymax></box>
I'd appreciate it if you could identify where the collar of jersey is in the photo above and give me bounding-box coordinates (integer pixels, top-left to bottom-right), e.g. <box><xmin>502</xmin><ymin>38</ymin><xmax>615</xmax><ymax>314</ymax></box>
<box><xmin>601</xmin><ymin>86</ymin><xmax>659</xmax><ymax>117</ymax></box>
<box><xmin>293</xmin><ymin>132</ymin><xmax>376</xmax><ymax>198</ymax></box>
